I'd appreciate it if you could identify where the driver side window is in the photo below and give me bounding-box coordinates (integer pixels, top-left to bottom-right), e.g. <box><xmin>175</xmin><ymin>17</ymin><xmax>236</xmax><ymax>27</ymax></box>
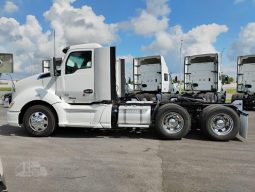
<box><xmin>65</xmin><ymin>51</ymin><xmax>92</xmax><ymax>74</ymax></box>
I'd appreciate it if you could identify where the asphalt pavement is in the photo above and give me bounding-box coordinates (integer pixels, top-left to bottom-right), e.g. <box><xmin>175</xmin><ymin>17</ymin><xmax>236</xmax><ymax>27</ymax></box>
<box><xmin>0</xmin><ymin>105</ymin><xmax>254</xmax><ymax>192</ymax></box>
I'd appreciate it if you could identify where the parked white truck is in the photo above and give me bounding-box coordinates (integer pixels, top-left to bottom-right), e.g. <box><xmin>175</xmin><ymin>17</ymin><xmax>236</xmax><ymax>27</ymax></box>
<box><xmin>183</xmin><ymin>53</ymin><xmax>226</xmax><ymax>103</ymax></box>
<box><xmin>7</xmin><ymin>44</ymin><xmax>248</xmax><ymax>141</ymax></box>
<box><xmin>132</xmin><ymin>55</ymin><xmax>179</xmax><ymax>101</ymax></box>
<box><xmin>232</xmin><ymin>55</ymin><xmax>255</xmax><ymax>110</ymax></box>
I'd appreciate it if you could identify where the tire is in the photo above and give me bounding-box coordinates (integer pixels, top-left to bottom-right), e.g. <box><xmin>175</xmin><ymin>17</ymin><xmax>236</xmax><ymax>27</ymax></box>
<box><xmin>201</xmin><ymin>106</ymin><xmax>240</xmax><ymax>141</ymax></box>
<box><xmin>155</xmin><ymin>104</ymin><xmax>191</xmax><ymax>140</ymax></box>
<box><xmin>200</xmin><ymin>105</ymin><xmax>222</xmax><ymax>136</ymax></box>
<box><xmin>23</xmin><ymin>105</ymin><xmax>56</xmax><ymax>137</ymax></box>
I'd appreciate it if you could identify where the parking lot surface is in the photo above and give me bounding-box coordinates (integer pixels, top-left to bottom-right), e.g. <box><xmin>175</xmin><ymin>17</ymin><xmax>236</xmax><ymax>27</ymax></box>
<box><xmin>0</xmin><ymin>105</ymin><xmax>255</xmax><ymax>192</ymax></box>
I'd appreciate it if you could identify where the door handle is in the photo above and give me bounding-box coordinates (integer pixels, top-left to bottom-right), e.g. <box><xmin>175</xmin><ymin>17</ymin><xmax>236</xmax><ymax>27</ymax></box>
<box><xmin>83</xmin><ymin>89</ymin><xmax>93</xmax><ymax>94</ymax></box>
<box><xmin>68</xmin><ymin>97</ymin><xmax>76</xmax><ymax>100</ymax></box>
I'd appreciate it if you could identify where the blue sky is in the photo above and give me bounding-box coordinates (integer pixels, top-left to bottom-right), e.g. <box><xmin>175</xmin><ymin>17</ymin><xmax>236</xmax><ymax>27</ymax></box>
<box><xmin>0</xmin><ymin>0</ymin><xmax>255</xmax><ymax>79</ymax></box>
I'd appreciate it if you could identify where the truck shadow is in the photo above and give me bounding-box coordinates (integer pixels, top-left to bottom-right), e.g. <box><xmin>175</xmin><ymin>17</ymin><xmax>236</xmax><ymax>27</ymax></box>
<box><xmin>0</xmin><ymin>124</ymin><xmax>237</xmax><ymax>142</ymax></box>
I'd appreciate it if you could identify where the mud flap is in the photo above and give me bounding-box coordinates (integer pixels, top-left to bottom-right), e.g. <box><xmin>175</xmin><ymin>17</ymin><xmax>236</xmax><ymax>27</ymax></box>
<box><xmin>239</xmin><ymin>111</ymin><xmax>249</xmax><ymax>139</ymax></box>
<box><xmin>231</xmin><ymin>100</ymin><xmax>248</xmax><ymax>140</ymax></box>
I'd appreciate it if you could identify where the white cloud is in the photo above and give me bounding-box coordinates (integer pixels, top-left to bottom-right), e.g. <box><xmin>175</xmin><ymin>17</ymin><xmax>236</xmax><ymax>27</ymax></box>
<box><xmin>234</xmin><ymin>0</ymin><xmax>245</xmax><ymax>4</ymax></box>
<box><xmin>126</xmin><ymin>0</ymin><xmax>228</xmax><ymax>73</ymax></box>
<box><xmin>3</xmin><ymin>1</ymin><xmax>18</xmax><ymax>13</ymax></box>
<box><xmin>144</xmin><ymin>24</ymin><xmax>228</xmax><ymax>72</ymax></box>
<box><xmin>234</xmin><ymin>0</ymin><xmax>255</xmax><ymax>4</ymax></box>
<box><xmin>0</xmin><ymin>0</ymin><xmax>118</xmax><ymax>77</ymax></box>
<box><xmin>229</xmin><ymin>22</ymin><xmax>255</xmax><ymax>58</ymax></box>
<box><xmin>0</xmin><ymin>16</ymin><xmax>53</xmax><ymax>75</ymax></box>
<box><xmin>130</xmin><ymin>0</ymin><xmax>170</xmax><ymax>35</ymax></box>
<box><xmin>44</xmin><ymin>0</ymin><xmax>118</xmax><ymax>46</ymax></box>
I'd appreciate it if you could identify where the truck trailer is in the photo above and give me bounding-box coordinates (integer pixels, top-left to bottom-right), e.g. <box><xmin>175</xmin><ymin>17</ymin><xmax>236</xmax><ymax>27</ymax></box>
<box><xmin>183</xmin><ymin>53</ymin><xmax>226</xmax><ymax>103</ymax></box>
<box><xmin>232</xmin><ymin>55</ymin><xmax>255</xmax><ymax>110</ymax></box>
<box><xmin>7</xmin><ymin>44</ymin><xmax>248</xmax><ymax>141</ymax></box>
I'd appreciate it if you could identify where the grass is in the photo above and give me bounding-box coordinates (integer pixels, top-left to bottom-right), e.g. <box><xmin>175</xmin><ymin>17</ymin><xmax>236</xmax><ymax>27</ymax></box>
<box><xmin>225</xmin><ymin>88</ymin><xmax>237</xmax><ymax>103</ymax></box>
<box><xmin>226</xmin><ymin>88</ymin><xmax>236</xmax><ymax>94</ymax></box>
<box><xmin>0</xmin><ymin>87</ymin><xmax>12</xmax><ymax>91</ymax></box>
<box><xmin>225</xmin><ymin>98</ymin><xmax>232</xmax><ymax>103</ymax></box>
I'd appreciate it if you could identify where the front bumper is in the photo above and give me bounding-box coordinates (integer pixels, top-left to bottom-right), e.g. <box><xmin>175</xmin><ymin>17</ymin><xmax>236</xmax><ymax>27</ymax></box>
<box><xmin>0</xmin><ymin>174</ymin><xmax>7</xmax><ymax>192</ymax></box>
<box><xmin>7</xmin><ymin>111</ymin><xmax>20</xmax><ymax>127</ymax></box>
<box><xmin>0</xmin><ymin>159</ymin><xmax>7</xmax><ymax>192</ymax></box>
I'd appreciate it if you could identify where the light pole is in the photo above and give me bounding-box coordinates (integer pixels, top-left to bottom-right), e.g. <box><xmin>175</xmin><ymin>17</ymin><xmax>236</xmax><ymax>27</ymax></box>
<box><xmin>180</xmin><ymin>39</ymin><xmax>183</xmax><ymax>80</ymax></box>
<box><xmin>221</xmin><ymin>48</ymin><xmax>225</xmax><ymax>65</ymax></box>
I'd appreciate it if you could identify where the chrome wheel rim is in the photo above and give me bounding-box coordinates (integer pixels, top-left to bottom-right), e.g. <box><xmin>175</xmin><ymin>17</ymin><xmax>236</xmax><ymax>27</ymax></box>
<box><xmin>29</xmin><ymin>112</ymin><xmax>48</xmax><ymax>132</ymax></box>
<box><xmin>210</xmin><ymin>113</ymin><xmax>234</xmax><ymax>136</ymax></box>
<box><xmin>162</xmin><ymin>112</ymin><xmax>184</xmax><ymax>133</ymax></box>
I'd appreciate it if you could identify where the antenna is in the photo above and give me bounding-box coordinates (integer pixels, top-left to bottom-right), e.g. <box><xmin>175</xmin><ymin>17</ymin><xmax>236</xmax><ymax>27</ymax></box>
<box><xmin>8</xmin><ymin>73</ymin><xmax>15</xmax><ymax>92</ymax></box>
<box><xmin>53</xmin><ymin>29</ymin><xmax>56</xmax><ymax>58</ymax></box>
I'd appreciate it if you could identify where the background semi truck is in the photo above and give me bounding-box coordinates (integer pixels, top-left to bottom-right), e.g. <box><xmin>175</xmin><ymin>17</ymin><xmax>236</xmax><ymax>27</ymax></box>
<box><xmin>132</xmin><ymin>55</ymin><xmax>179</xmax><ymax>101</ymax></box>
<box><xmin>7</xmin><ymin>44</ymin><xmax>248</xmax><ymax>141</ymax></box>
<box><xmin>232</xmin><ymin>55</ymin><xmax>255</xmax><ymax>110</ymax></box>
<box><xmin>183</xmin><ymin>53</ymin><xmax>226</xmax><ymax>103</ymax></box>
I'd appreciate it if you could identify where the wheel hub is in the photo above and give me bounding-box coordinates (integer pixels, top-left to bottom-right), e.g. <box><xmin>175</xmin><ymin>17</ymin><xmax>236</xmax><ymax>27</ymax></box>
<box><xmin>210</xmin><ymin>113</ymin><xmax>234</xmax><ymax>136</ymax></box>
<box><xmin>29</xmin><ymin>112</ymin><xmax>48</xmax><ymax>132</ymax></box>
<box><xmin>168</xmin><ymin>118</ymin><xmax>178</xmax><ymax>128</ymax></box>
<box><xmin>216</xmin><ymin>119</ymin><xmax>225</xmax><ymax>129</ymax></box>
<box><xmin>162</xmin><ymin>112</ymin><xmax>184</xmax><ymax>133</ymax></box>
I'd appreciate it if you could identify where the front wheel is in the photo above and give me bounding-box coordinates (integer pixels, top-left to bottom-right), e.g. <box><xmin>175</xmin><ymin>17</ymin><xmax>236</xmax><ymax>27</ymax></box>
<box><xmin>23</xmin><ymin>105</ymin><xmax>56</xmax><ymax>137</ymax></box>
<box><xmin>155</xmin><ymin>104</ymin><xmax>191</xmax><ymax>140</ymax></box>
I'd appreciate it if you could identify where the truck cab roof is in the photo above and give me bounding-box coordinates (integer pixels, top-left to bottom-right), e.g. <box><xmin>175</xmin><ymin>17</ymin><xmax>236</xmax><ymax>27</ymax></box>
<box><xmin>63</xmin><ymin>43</ymin><xmax>102</xmax><ymax>53</ymax></box>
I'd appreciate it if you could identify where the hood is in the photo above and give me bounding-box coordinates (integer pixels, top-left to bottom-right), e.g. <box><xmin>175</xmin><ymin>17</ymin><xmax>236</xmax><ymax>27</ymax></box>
<box><xmin>13</xmin><ymin>74</ymin><xmax>43</xmax><ymax>98</ymax></box>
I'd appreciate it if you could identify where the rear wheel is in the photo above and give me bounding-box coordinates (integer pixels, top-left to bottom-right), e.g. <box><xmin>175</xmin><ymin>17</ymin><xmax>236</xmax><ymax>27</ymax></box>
<box><xmin>201</xmin><ymin>106</ymin><xmax>239</xmax><ymax>141</ymax></box>
<box><xmin>155</xmin><ymin>104</ymin><xmax>191</xmax><ymax>140</ymax></box>
<box><xmin>23</xmin><ymin>105</ymin><xmax>56</xmax><ymax>137</ymax></box>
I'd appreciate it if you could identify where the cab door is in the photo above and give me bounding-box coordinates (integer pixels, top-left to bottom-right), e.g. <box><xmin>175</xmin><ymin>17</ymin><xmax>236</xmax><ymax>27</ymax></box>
<box><xmin>57</xmin><ymin>50</ymin><xmax>95</xmax><ymax>103</ymax></box>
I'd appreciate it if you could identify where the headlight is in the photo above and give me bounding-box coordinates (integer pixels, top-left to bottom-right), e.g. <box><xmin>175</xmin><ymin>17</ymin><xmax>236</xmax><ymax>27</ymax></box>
<box><xmin>0</xmin><ymin>159</ymin><xmax>7</xmax><ymax>192</ymax></box>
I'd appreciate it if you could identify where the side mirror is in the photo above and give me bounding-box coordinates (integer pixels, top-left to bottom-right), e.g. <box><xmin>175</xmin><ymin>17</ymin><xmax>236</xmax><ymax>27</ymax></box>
<box><xmin>53</xmin><ymin>57</ymin><xmax>57</xmax><ymax>76</ymax></box>
<box><xmin>42</xmin><ymin>60</ymin><xmax>50</xmax><ymax>73</ymax></box>
<box><xmin>174</xmin><ymin>76</ymin><xmax>178</xmax><ymax>82</ymax></box>
<box><xmin>128</xmin><ymin>77</ymin><xmax>132</xmax><ymax>84</ymax></box>
<box><xmin>245</xmin><ymin>84</ymin><xmax>252</xmax><ymax>89</ymax></box>
<box><xmin>52</xmin><ymin>57</ymin><xmax>62</xmax><ymax>76</ymax></box>
<box><xmin>223</xmin><ymin>76</ymin><xmax>229</xmax><ymax>84</ymax></box>
<box><xmin>192</xmin><ymin>83</ymin><xmax>198</xmax><ymax>88</ymax></box>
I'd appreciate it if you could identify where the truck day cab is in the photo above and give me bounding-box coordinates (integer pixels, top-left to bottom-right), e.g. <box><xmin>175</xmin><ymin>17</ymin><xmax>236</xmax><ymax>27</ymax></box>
<box><xmin>183</xmin><ymin>54</ymin><xmax>226</xmax><ymax>103</ymax></box>
<box><xmin>232</xmin><ymin>55</ymin><xmax>255</xmax><ymax>110</ymax></box>
<box><xmin>132</xmin><ymin>55</ymin><xmax>178</xmax><ymax>101</ymax></box>
<box><xmin>7</xmin><ymin>44</ymin><xmax>248</xmax><ymax>141</ymax></box>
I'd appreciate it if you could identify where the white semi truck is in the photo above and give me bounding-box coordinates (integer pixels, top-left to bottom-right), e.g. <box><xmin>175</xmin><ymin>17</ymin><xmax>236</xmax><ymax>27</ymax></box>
<box><xmin>132</xmin><ymin>55</ymin><xmax>179</xmax><ymax>101</ymax></box>
<box><xmin>184</xmin><ymin>53</ymin><xmax>226</xmax><ymax>103</ymax></box>
<box><xmin>7</xmin><ymin>44</ymin><xmax>248</xmax><ymax>141</ymax></box>
<box><xmin>232</xmin><ymin>55</ymin><xmax>255</xmax><ymax>110</ymax></box>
